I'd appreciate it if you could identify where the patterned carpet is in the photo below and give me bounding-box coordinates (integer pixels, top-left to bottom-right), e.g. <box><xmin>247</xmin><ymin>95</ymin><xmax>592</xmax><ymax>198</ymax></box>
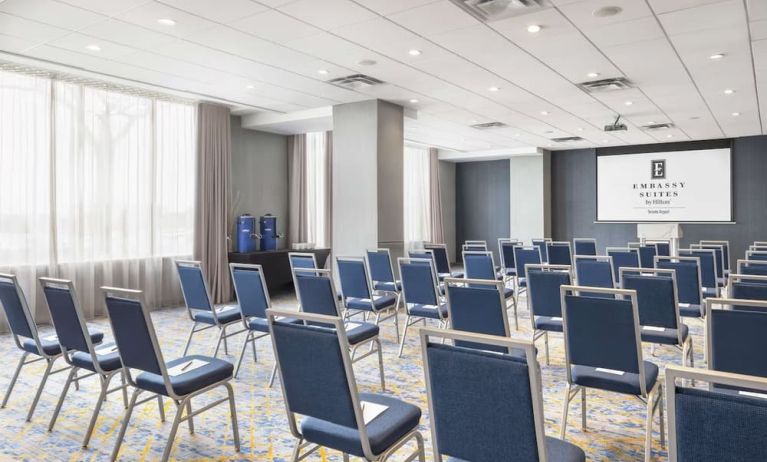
<box><xmin>0</xmin><ymin>290</ymin><xmax>701</xmax><ymax>461</ymax></box>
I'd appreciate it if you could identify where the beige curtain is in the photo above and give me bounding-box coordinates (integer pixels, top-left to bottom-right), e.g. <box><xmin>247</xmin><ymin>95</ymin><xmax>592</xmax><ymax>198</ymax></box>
<box><xmin>194</xmin><ymin>103</ymin><xmax>232</xmax><ymax>304</ymax></box>
<box><xmin>288</xmin><ymin>134</ymin><xmax>308</xmax><ymax>246</ymax></box>
<box><xmin>429</xmin><ymin>147</ymin><xmax>445</xmax><ymax>244</ymax></box>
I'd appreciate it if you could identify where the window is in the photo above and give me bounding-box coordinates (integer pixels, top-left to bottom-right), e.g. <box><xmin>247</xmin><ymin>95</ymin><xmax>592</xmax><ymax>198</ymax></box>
<box><xmin>305</xmin><ymin>131</ymin><xmax>330</xmax><ymax>248</ymax></box>
<box><xmin>404</xmin><ymin>145</ymin><xmax>431</xmax><ymax>249</ymax></box>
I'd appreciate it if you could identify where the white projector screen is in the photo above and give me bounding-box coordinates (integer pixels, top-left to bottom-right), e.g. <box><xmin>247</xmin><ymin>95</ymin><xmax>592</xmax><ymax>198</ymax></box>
<box><xmin>596</xmin><ymin>147</ymin><xmax>732</xmax><ymax>222</ymax></box>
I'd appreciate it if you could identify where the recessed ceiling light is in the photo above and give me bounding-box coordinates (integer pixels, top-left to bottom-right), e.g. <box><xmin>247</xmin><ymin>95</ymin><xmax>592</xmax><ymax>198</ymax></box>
<box><xmin>317</xmin><ymin>69</ymin><xmax>329</xmax><ymax>75</ymax></box>
<box><xmin>514</xmin><ymin>133</ymin><xmax>521</xmax><ymax>137</ymax></box>
<box><xmin>540</xmin><ymin>110</ymin><xmax>549</xmax><ymax>115</ymax></box>
<box><xmin>527</xmin><ymin>24</ymin><xmax>542</xmax><ymax>33</ymax></box>
<box><xmin>624</xmin><ymin>100</ymin><xmax>633</xmax><ymax>106</ymax></box>
<box><xmin>647</xmin><ymin>121</ymin><xmax>656</xmax><ymax>125</ymax></box>
<box><xmin>157</xmin><ymin>18</ymin><xmax>176</xmax><ymax>26</ymax></box>
<box><xmin>470</xmin><ymin>119</ymin><xmax>478</xmax><ymax>124</ymax></box>
<box><xmin>576</xmin><ymin>127</ymin><xmax>584</xmax><ymax>131</ymax></box>
<box><xmin>587</xmin><ymin>72</ymin><xmax>600</xmax><ymax>78</ymax></box>
<box><xmin>488</xmin><ymin>86</ymin><xmax>500</xmax><ymax>92</ymax></box>
<box><xmin>709</xmin><ymin>53</ymin><xmax>725</xmax><ymax>60</ymax></box>
<box><xmin>666</xmin><ymin>134</ymin><xmax>673</xmax><ymax>138</ymax></box>
<box><xmin>732</xmin><ymin>112</ymin><xmax>741</xmax><ymax>116</ymax></box>
<box><xmin>357</xmin><ymin>59</ymin><xmax>377</xmax><ymax>66</ymax></box>
<box><xmin>593</xmin><ymin>6</ymin><xmax>623</xmax><ymax>17</ymax></box>
<box><xmin>408</xmin><ymin>49</ymin><xmax>421</xmax><ymax>56</ymax></box>
<box><xmin>724</xmin><ymin>88</ymin><xmax>735</xmax><ymax>95</ymax></box>
<box><xmin>246</xmin><ymin>84</ymin><xmax>254</xmax><ymax>89</ymax></box>
<box><xmin>602</xmin><ymin>139</ymin><xmax>609</xmax><ymax>143</ymax></box>
<box><xmin>85</xmin><ymin>44</ymin><xmax>101</xmax><ymax>52</ymax></box>
<box><xmin>409</xmin><ymin>99</ymin><xmax>419</xmax><ymax>103</ymax></box>
<box><xmin>690</xmin><ymin>116</ymin><xmax>701</xmax><ymax>120</ymax></box>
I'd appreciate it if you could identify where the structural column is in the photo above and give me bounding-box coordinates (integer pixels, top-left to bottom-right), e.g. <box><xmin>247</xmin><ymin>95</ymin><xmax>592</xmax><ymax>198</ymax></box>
<box><xmin>510</xmin><ymin>152</ymin><xmax>552</xmax><ymax>243</ymax></box>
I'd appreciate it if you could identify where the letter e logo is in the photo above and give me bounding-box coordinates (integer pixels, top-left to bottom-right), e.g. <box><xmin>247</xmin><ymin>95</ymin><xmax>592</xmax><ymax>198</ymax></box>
<box><xmin>651</xmin><ymin>160</ymin><xmax>666</xmax><ymax>179</ymax></box>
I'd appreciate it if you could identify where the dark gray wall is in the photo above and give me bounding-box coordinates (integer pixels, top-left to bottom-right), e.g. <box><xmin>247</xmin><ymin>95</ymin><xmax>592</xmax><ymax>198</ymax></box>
<box><xmin>230</xmin><ymin>115</ymin><xmax>289</xmax><ymax>250</ymax></box>
<box><xmin>456</xmin><ymin>159</ymin><xmax>510</xmax><ymax>261</ymax></box>
<box><xmin>551</xmin><ymin>135</ymin><xmax>767</xmax><ymax>260</ymax></box>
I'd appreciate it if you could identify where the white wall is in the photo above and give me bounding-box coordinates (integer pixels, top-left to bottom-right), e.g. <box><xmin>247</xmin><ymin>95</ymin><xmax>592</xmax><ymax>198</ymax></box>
<box><xmin>510</xmin><ymin>153</ymin><xmax>551</xmax><ymax>243</ymax></box>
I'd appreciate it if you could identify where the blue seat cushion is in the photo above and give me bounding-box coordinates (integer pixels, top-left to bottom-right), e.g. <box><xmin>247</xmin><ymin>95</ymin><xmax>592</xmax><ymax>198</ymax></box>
<box><xmin>300</xmin><ymin>392</ymin><xmax>421</xmax><ymax>458</ymax></box>
<box><xmin>346</xmin><ymin>295</ymin><xmax>397</xmax><ymax>312</ymax></box>
<box><xmin>571</xmin><ymin>361</ymin><xmax>659</xmax><ymax>395</ymax></box>
<box><xmin>640</xmin><ymin>323</ymin><xmax>688</xmax><ymax>346</ymax></box>
<box><xmin>679</xmin><ymin>303</ymin><xmax>702</xmax><ymax>318</ymax></box>
<box><xmin>21</xmin><ymin>329</ymin><xmax>104</xmax><ymax>357</ymax></box>
<box><xmin>248</xmin><ymin>316</ymin><xmax>301</xmax><ymax>333</ymax></box>
<box><xmin>702</xmin><ymin>287</ymin><xmax>718</xmax><ymax>298</ymax></box>
<box><xmin>71</xmin><ymin>343</ymin><xmax>122</xmax><ymax>373</ymax></box>
<box><xmin>546</xmin><ymin>436</ymin><xmax>586</xmax><ymax>462</ymax></box>
<box><xmin>193</xmin><ymin>306</ymin><xmax>242</xmax><ymax>325</ymax></box>
<box><xmin>345</xmin><ymin>322</ymin><xmax>379</xmax><ymax>345</ymax></box>
<box><xmin>373</xmin><ymin>281</ymin><xmax>401</xmax><ymax>293</ymax></box>
<box><xmin>534</xmin><ymin>316</ymin><xmax>563</xmax><ymax>333</ymax></box>
<box><xmin>135</xmin><ymin>354</ymin><xmax>233</xmax><ymax>396</ymax></box>
<box><xmin>408</xmin><ymin>303</ymin><xmax>447</xmax><ymax>319</ymax></box>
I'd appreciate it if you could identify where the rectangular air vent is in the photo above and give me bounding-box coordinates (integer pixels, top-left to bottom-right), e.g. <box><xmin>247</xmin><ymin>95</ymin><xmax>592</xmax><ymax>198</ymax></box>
<box><xmin>327</xmin><ymin>74</ymin><xmax>384</xmax><ymax>90</ymax></box>
<box><xmin>551</xmin><ymin>136</ymin><xmax>584</xmax><ymax>142</ymax></box>
<box><xmin>578</xmin><ymin>77</ymin><xmax>633</xmax><ymax>93</ymax></box>
<box><xmin>642</xmin><ymin>123</ymin><xmax>674</xmax><ymax>130</ymax></box>
<box><xmin>470</xmin><ymin>121</ymin><xmax>508</xmax><ymax>129</ymax></box>
<box><xmin>449</xmin><ymin>0</ymin><xmax>549</xmax><ymax>22</ymax></box>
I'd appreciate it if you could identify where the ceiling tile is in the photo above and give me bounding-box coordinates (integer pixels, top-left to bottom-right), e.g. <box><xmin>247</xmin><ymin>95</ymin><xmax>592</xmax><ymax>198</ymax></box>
<box><xmin>0</xmin><ymin>11</ymin><xmax>71</xmax><ymax>44</ymax></box>
<box><xmin>116</xmin><ymin>1</ymin><xmax>218</xmax><ymax>36</ymax></box>
<box><xmin>230</xmin><ymin>9</ymin><xmax>321</xmax><ymax>43</ymax></box>
<box><xmin>277</xmin><ymin>0</ymin><xmax>377</xmax><ymax>30</ymax></box>
<box><xmin>158</xmin><ymin>0</ymin><xmax>267</xmax><ymax>24</ymax></box>
<box><xmin>387</xmin><ymin>1</ymin><xmax>478</xmax><ymax>37</ymax></box>
<box><xmin>352</xmin><ymin>0</ymin><xmax>437</xmax><ymax>16</ymax></box>
<box><xmin>648</xmin><ymin>0</ymin><xmax>729</xmax><ymax>14</ymax></box>
<box><xmin>0</xmin><ymin>0</ymin><xmax>106</xmax><ymax>30</ymax></box>
<box><xmin>56</xmin><ymin>0</ymin><xmax>151</xmax><ymax>16</ymax></box>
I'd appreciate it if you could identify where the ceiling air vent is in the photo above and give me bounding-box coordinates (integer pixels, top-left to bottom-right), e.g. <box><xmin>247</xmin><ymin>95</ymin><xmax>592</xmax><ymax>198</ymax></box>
<box><xmin>551</xmin><ymin>136</ymin><xmax>584</xmax><ymax>142</ymax></box>
<box><xmin>642</xmin><ymin>123</ymin><xmax>674</xmax><ymax>130</ymax></box>
<box><xmin>327</xmin><ymin>74</ymin><xmax>384</xmax><ymax>90</ymax></box>
<box><xmin>578</xmin><ymin>77</ymin><xmax>633</xmax><ymax>93</ymax></box>
<box><xmin>470</xmin><ymin>121</ymin><xmax>508</xmax><ymax>129</ymax></box>
<box><xmin>449</xmin><ymin>0</ymin><xmax>549</xmax><ymax>22</ymax></box>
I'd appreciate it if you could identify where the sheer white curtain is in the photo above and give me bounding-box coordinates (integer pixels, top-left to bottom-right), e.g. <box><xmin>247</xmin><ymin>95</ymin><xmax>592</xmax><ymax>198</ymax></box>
<box><xmin>305</xmin><ymin>131</ymin><xmax>329</xmax><ymax>248</ymax></box>
<box><xmin>404</xmin><ymin>145</ymin><xmax>432</xmax><ymax>251</ymax></box>
<box><xmin>0</xmin><ymin>70</ymin><xmax>196</xmax><ymax>330</ymax></box>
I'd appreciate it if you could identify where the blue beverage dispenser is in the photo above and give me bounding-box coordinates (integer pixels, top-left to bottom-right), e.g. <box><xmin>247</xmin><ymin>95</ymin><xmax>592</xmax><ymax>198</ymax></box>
<box><xmin>259</xmin><ymin>214</ymin><xmax>280</xmax><ymax>251</ymax></box>
<box><xmin>236</xmin><ymin>214</ymin><xmax>260</xmax><ymax>253</ymax></box>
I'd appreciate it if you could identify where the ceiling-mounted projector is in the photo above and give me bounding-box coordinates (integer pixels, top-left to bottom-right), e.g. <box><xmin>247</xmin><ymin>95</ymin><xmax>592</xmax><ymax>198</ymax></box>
<box><xmin>604</xmin><ymin>115</ymin><xmax>627</xmax><ymax>132</ymax></box>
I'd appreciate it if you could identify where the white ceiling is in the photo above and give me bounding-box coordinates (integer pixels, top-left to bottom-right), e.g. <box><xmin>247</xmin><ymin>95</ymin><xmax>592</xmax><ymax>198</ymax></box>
<box><xmin>0</xmin><ymin>0</ymin><xmax>763</xmax><ymax>153</ymax></box>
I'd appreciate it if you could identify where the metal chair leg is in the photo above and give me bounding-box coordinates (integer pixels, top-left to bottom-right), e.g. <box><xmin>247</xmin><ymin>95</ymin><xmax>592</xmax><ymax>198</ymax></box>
<box><xmin>560</xmin><ymin>383</ymin><xmax>572</xmax><ymax>438</ymax></box>
<box><xmin>26</xmin><ymin>358</ymin><xmax>55</xmax><ymax>422</ymax></box>
<box><xmin>120</xmin><ymin>371</ymin><xmax>128</xmax><ymax>408</ymax></box>
<box><xmin>392</xmin><ymin>304</ymin><xmax>401</xmax><ymax>343</ymax></box>
<box><xmin>111</xmin><ymin>389</ymin><xmax>141</xmax><ymax>462</ymax></box>
<box><xmin>2</xmin><ymin>353</ymin><xmax>28</xmax><ymax>408</ymax></box>
<box><xmin>157</xmin><ymin>396</ymin><xmax>166</xmax><ymax>422</ymax></box>
<box><xmin>376</xmin><ymin>338</ymin><xmax>386</xmax><ymax>391</ymax></box>
<box><xmin>160</xmin><ymin>401</ymin><xmax>186</xmax><ymax>462</ymax></box>
<box><xmin>659</xmin><ymin>384</ymin><xmax>666</xmax><ymax>448</ymax></box>
<box><xmin>48</xmin><ymin>367</ymin><xmax>77</xmax><ymax>431</ymax></box>
<box><xmin>225</xmin><ymin>382</ymin><xmax>241</xmax><ymax>452</ymax></box>
<box><xmin>544</xmin><ymin>332</ymin><xmax>550</xmax><ymax>366</ymax></box>
<box><xmin>182</xmin><ymin>322</ymin><xmax>197</xmax><ymax>356</ymax></box>
<box><xmin>398</xmin><ymin>315</ymin><xmax>412</xmax><ymax>358</ymax></box>
<box><xmin>186</xmin><ymin>400</ymin><xmax>194</xmax><ymax>434</ymax></box>
<box><xmin>222</xmin><ymin>325</ymin><xmax>229</xmax><ymax>356</ymax></box>
<box><xmin>581</xmin><ymin>387</ymin><xmax>587</xmax><ymax>430</ymax></box>
<box><xmin>83</xmin><ymin>374</ymin><xmax>113</xmax><ymax>448</ymax></box>
<box><xmin>234</xmin><ymin>332</ymin><xmax>253</xmax><ymax>378</ymax></box>
<box><xmin>268</xmin><ymin>363</ymin><xmax>278</xmax><ymax>388</ymax></box>
<box><xmin>644</xmin><ymin>390</ymin><xmax>655</xmax><ymax>462</ymax></box>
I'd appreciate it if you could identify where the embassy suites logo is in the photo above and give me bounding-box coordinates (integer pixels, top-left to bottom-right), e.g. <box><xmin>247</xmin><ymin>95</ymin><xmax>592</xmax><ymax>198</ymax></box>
<box><xmin>633</xmin><ymin>159</ymin><xmax>686</xmax><ymax>199</ymax></box>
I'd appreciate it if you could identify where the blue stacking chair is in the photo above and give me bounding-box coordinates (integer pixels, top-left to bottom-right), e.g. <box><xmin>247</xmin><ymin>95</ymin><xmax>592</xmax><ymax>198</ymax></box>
<box><xmin>337</xmin><ymin>257</ymin><xmax>400</xmax><ymax>342</ymax></box>
<box><xmin>425</xmin><ymin>243</ymin><xmax>464</xmax><ymax>279</ymax></box>
<box><xmin>230</xmin><ymin>263</ymin><xmax>301</xmax><ymax>384</ymax></box>
<box><xmin>559</xmin><ymin>286</ymin><xmax>664</xmax><ymax>461</ymax></box>
<box><xmin>606</xmin><ymin>247</ymin><xmax>640</xmax><ymax>283</ymax></box>
<box><xmin>462</xmin><ymin>250</ymin><xmax>518</xmax><ymax>328</ymax></box>
<box><xmin>547</xmin><ymin>241</ymin><xmax>573</xmax><ymax>266</ymax></box>
<box><xmin>175</xmin><ymin>260</ymin><xmax>243</xmax><ymax>358</ymax></box>
<box><xmin>666</xmin><ymin>365</ymin><xmax>767</xmax><ymax>462</ymax></box>
<box><xmin>656</xmin><ymin>256</ymin><xmax>705</xmax><ymax>318</ymax></box>
<box><xmin>103</xmin><ymin>286</ymin><xmax>239</xmax><ymax>462</ymax></box>
<box><xmin>463</xmin><ymin>240</ymin><xmax>487</xmax><ymax>251</ymax></box>
<box><xmin>514</xmin><ymin>246</ymin><xmax>543</xmax><ymax>302</ymax></box>
<box><xmin>737</xmin><ymin>259</ymin><xmax>767</xmax><ymax>278</ymax></box>
<box><xmin>532</xmin><ymin>238</ymin><xmax>551</xmax><ymax>263</ymax></box>
<box><xmin>652</xmin><ymin>241</ymin><xmax>671</xmax><ymax>257</ymax></box>
<box><xmin>0</xmin><ymin>273</ymin><xmax>104</xmax><ymax>422</ymax></box>
<box><xmin>574</xmin><ymin>255</ymin><xmax>615</xmax><ymax>298</ymax></box>
<box><xmin>293</xmin><ymin>268</ymin><xmax>386</xmax><ymax>389</ymax></box>
<box><xmin>692</xmin><ymin>243</ymin><xmax>725</xmax><ymax>288</ymax></box>
<box><xmin>637</xmin><ymin>245</ymin><xmax>658</xmax><ymax>269</ymax></box>
<box><xmin>700</xmin><ymin>240</ymin><xmax>730</xmax><ymax>275</ymax></box>
<box><xmin>526</xmin><ymin>264</ymin><xmax>572</xmax><ymax>365</ymax></box>
<box><xmin>268</xmin><ymin>310</ymin><xmax>426</xmax><ymax>461</ymax></box>
<box><xmin>420</xmin><ymin>327</ymin><xmax>586</xmax><ymax>462</ymax></box>
<box><xmin>366</xmin><ymin>248</ymin><xmax>402</xmax><ymax>305</ymax></box>
<box><xmin>39</xmin><ymin>278</ymin><xmax>136</xmax><ymax>447</ymax></box>
<box><xmin>499</xmin><ymin>239</ymin><xmax>521</xmax><ymax>286</ymax></box>
<box><xmin>397</xmin><ymin>257</ymin><xmax>448</xmax><ymax>358</ymax></box>
<box><xmin>573</xmin><ymin>238</ymin><xmax>597</xmax><ymax>256</ymax></box>
<box><xmin>728</xmin><ymin>274</ymin><xmax>767</xmax><ymax>310</ymax></box>
<box><xmin>679</xmin><ymin>249</ymin><xmax>718</xmax><ymax>298</ymax></box>
<box><xmin>620</xmin><ymin>269</ymin><xmax>694</xmax><ymax>368</ymax></box>
<box><xmin>746</xmin><ymin>250</ymin><xmax>767</xmax><ymax>261</ymax></box>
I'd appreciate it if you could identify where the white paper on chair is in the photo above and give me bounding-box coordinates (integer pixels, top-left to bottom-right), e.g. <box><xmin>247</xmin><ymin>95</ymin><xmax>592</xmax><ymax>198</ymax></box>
<box><xmin>43</xmin><ymin>334</ymin><xmax>58</xmax><ymax>342</ymax></box>
<box><xmin>595</xmin><ymin>368</ymin><xmax>625</xmax><ymax>376</ymax></box>
<box><xmin>360</xmin><ymin>401</ymin><xmax>388</xmax><ymax>425</ymax></box>
<box><xmin>215</xmin><ymin>304</ymin><xmax>236</xmax><ymax>313</ymax></box>
<box><xmin>679</xmin><ymin>303</ymin><xmax>691</xmax><ymax>308</ymax></box>
<box><xmin>642</xmin><ymin>326</ymin><xmax>666</xmax><ymax>332</ymax></box>
<box><xmin>167</xmin><ymin>359</ymin><xmax>208</xmax><ymax>377</ymax></box>
<box><xmin>739</xmin><ymin>391</ymin><xmax>767</xmax><ymax>400</ymax></box>
<box><xmin>344</xmin><ymin>322</ymin><xmax>363</xmax><ymax>331</ymax></box>
<box><xmin>95</xmin><ymin>345</ymin><xmax>119</xmax><ymax>355</ymax></box>
<box><xmin>550</xmin><ymin>316</ymin><xmax>563</xmax><ymax>322</ymax></box>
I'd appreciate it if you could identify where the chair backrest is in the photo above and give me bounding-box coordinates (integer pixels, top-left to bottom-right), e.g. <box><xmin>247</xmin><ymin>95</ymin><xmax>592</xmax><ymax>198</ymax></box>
<box><xmin>573</xmin><ymin>238</ymin><xmax>597</xmax><ymax>256</ymax></box>
<box><xmin>464</xmin><ymin>240</ymin><xmax>487</xmax><ymax>247</ymax></box>
<box><xmin>574</xmin><ymin>256</ymin><xmax>615</xmax><ymax>296</ymax></box>
<box><xmin>424</xmin><ymin>244</ymin><xmax>452</xmax><ymax>275</ymax></box>
<box><xmin>648</xmin><ymin>240</ymin><xmax>671</xmax><ymax>257</ymax></box>
<box><xmin>728</xmin><ymin>275</ymin><xmax>767</xmax><ymax>310</ymax></box>
<box><xmin>289</xmin><ymin>252</ymin><xmax>318</xmax><ymax>270</ymax></box>
<box><xmin>526</xmin><ymin>264</ymin><xmax>571</xmax><ymax>320</ymax></box>
<box><xmin>268</xmin><ymin>309</ymin><xmax>377</xmax><ymax>459</ymax></box>
<box><xmin>561</xmin><ymin>286</ymin><xmax>646</xmax><ymax>394</ymax></box>
<box><xmin>461</xmin><ymin>243</ymin><xmax>487</xmax><ymax>253</ymax></box>
<box><xmin>293</xmin><ymin>268</ymin><xmax>341</xmax><ymax>317</ymax></box>
<box><xmin>175</xmin><ymin>260</ymin><xmax>213</xmax><ymax>312</ymax></box>
<box><xmin>706</xmin><ymin>298</ymin><xmax>767</xmax><ymax>380</ymax></box>
<box><xmin>620</xmin><ymin>269</ymin><xmax>681</xmax><ymax>335</ymax></box>
<box><xmin>655</xmin><ymin>256</ymin><xmax>703</xmax><ymax>309</ymax></box>
<box><xmin>39</xmin><ymin>278</ymin><xmax>92</xmax><ymax>355</ymax></box>
<box><xmin>420</xmin><ymin>328</ymin><xmax>547</xmax><ymax>462</ymax></box>
<box><xmin>546</xmin><ymin>241</ymin><xmax>572</xmax><ymax>266</ymax></box>
<box><xmin>408</xmin><ymin>249</ymin><xmax>435</xmax><ymax>265</ymax></box>
<box><xmin>444</xmin><ymin>278</ymin><xmax>510</xmax><ymax>353</ymax></box>
<box><xmin>679</xmin><ymin>249</ymin><xmax>717</xmax><ymax>289</ymax></box>
<box><xmin>336</xmin><ymin>257</ymin><xmax>372</xmax><ymax>300</ymax></box>
<box><xmin>462</xmin><ymin>251</ymin><xmax>497</xmax><ymax>281</ymax></box>
<box><xmin>514</xmin><ymin>247</ymin><xmax>543</xmax><ymax>279</ymax></box>
<box><xmin>666</xmin><ymin>366</ymin><xmax>767</xmax><ymax>462</ymax></box>
<box><xmin>398</xmin><ymin>258</ymin><xmax>442</xmax><ymax>310</ymax></box>
<box><xmin>230</xmin><ymin>263</ymin><xmax>270</xmax><ymax>320</ymax></box>
<box><xmin>0</xmin><ymin>273</ymin><xmax>38</xmax><ymax>343</ymax></box>
<box><xmin>366</xmin><ymin>248</ymin><xmax>396</xmax><ymax>284</ymax></box>
<box><xmin>102</xmin><ymin>287</ymin><xmax>167</xmax><ymax>389</ymax></box>
<box><xmin>737</xmin><ymin>259</ymin><xmax>767</xmax><ymax>278</ymax></box>
<box><xmin>701</xmin><ymin>240</ymin><xmax>730</xmax><ymax>272</ymax></box>
<box><xmin>606</xmin><ymin>248</ymin><xmax>640</xmax><ymax>283</ymax></box>
<box><xmin>692</xmin><ymin>244</ymin><xmax>724</xmax><ymax>280</ymax></box>
<box><xmin>637</xmin><ymin>245</ymin><xmax>658</xmax><ymax>269</ymax></box>
<box><xmin>746</xmin><ymin>250</ymin><xmax>767</xmax><ymax>262</ymax></box>
<box><xmin>531</xmin><ymin>239</ymin><xmax>550</xmax><ymax>263</ymax></box>
<box><xmin>498</xmin><ymin>239</ymin><xmax>520</xmax><ymax>271</ymax></box>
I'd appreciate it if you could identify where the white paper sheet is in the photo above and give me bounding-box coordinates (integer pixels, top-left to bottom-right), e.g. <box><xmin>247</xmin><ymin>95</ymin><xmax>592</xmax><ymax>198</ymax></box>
<box><xmin>95</xmin><ymin>344</ymin><xmax>119</xmax><ymax>355</ymax></box>
<box><xmin>360</xmin><ymin>401</ymin><xmax>388</xmax><ymax>425</ymax></box>
<box><xmin>167</xmin><ymin>359</ymin><xmax>208</xmax><ymax>377</ymax></box>
<box><xmin>642</xmin><ymin>326</ymin><xmax>666</xmax><ymax>332</ymax></box>
<box><xmin>595</xmin><ymin>367</ymin><xmax>625</xmax><ymax>376</ymax></box>
<box><xmin>739</xmin><ymin>391</ymin><xmax>767</xmax><ymax>400</ymax></box>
